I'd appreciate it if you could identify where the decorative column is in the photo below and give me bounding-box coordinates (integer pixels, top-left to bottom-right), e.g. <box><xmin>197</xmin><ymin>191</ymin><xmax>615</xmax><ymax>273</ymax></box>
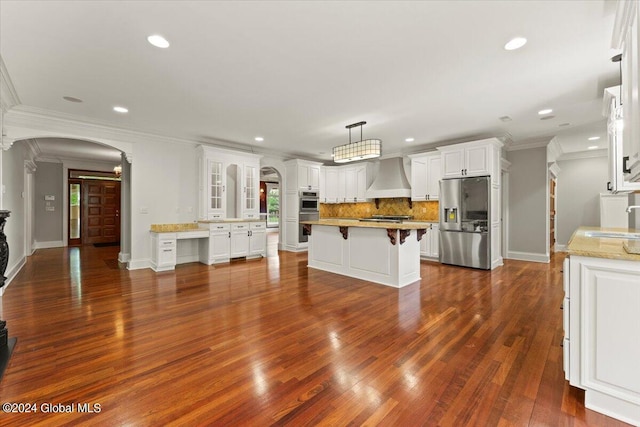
<box><xmin>0</xmin><ymin>210</ymin><xmax>16</xmax><ymax>381</ymax></box>
<box><xmin>0</xmin><ymin>210</ymin><xmax>10</xmax><ymax>289</ymax></box>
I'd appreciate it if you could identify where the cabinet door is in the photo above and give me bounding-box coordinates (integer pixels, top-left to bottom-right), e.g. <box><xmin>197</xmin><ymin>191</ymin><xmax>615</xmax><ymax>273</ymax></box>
<box><xmin>308</xmin><ymin>166</ymin><xmax>320</xmax><ymax>189</ymax></box>
<box><xmin>211</xmin><ymin>231</ymin><xmax>231</xmax><ymax>261</ymax></box>
<box><xmin>208</xmin><ymin>160</ymin><xmax>225</xmax><ymax>217</ymax></box>
<box><xmin>243</xmin><ymin>164</ymin><xmax>259</xmax><ymax>218</ymax></box>
<box><xmin>465</xmin><ymin>144</ymin><xmax>490</xmax><ymax>176</ymax></box>
<box><xmin>230</xmin><ymin>224</ymin><xmax>250</xmax><ymax>257</ymax></box>
<box><xmin>344</xmin><ymin>167</ymin><xmax>357</xmax><ymax>202</ymax></box>
<box><xmin>337</xmin><ymin>169</ymin><xmax>347</xmax><ymax>203</ymax></box>
<box><xmin>249</xmin><ymin>224</ymin><xmax>266</xmax><ymax>256</ymax></box>
<box><xmin>324</xmin><ymin>168</ymin><xmax>339</xmax><ymax>203</ymax></box>
<box><xmin>411</xmin><ymin>157</ymin><xmax>428</xmax><ymax>201</ymax></box>
<box><xmin>441</xmin><ymin>148</ymin><xmax>465</xmax><ymax>178</ymax></box>
<box><xmin>429</xmin><ymin>224</ymin><xmax>439</xmax><ymax>258</ymax></box>
<box><xmin>419</xmin><ymin>229</ymin><xmax>428</xmax><ymax>257</ymax></box>
<box><xmin>426</xmin><ymin>155</ymin><xmax>441</xmax><ymax>199</ymax></box>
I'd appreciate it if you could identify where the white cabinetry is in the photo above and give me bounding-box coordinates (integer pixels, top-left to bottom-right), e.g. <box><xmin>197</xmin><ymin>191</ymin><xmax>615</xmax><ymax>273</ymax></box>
<box><xmin>150</xmin><ymin>233</ymin><xmax>177</xmax><ymax>271</ymax></box>
<box><xmin>197</xmin><ymin>146</ymin><xmax>262</xmax><ymax>220</ymax></box>
<box><xmin>419</xmin><ymin>223</ymin><xmax>439</xmax><ymax>260</ymax></box>
<box><xmin>230</xmin><ymin>223</ymin><xmax>251</xmax><ymax>258</ymax></box>
<box><xmin>438</xmin><ymin>138</ymin><xmax>503</xmax><ymax>269</ymax></box>
<box><xmin>612</xmin><ymin>1</ymin><xmax>640</xmax><ymax>184</ymax></box>
<box><xmin>249</xmin><ymin>222</ymin><xmax>266</xmax><ymax>257</ymax></box>
<box><xmin>438</xmin><ymin>139</ymin><xmax>499</xmax><ymax>183</ymax></box>
<box><xmin>284</xmin><ymin>159</ymin><xmax>323</xmax><ymax>251</ymax></box>
<box><xmin>320</xmin><ymin>163</ymin><xmax>372</xmax><ymax>203</ymax></box>
<box><xmin>564</xmin><ymin>255</ymin><xmax>640</xmax><ymax>426</ymax></box>
<box><xmin>409</xmin><ymin>152</ymin><xmax>441</xmax><ymax>201</ymax></box>
<box><xmin>200</xmin><ymin>223</ymin><xmax>231</xmax><ymax>264</ymax></box>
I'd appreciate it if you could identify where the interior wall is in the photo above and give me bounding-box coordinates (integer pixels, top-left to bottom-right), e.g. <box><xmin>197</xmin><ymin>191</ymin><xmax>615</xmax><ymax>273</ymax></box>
<box><xmin>1</xmin><ymin>142</ymin><xmax>26</xmax><ymax>290</ymax></box>
<box><xmin>129</xmin><ymin>139</ymin><xmax>199</xmax><ymax>268</ymax></box>
<box><xmin>34</xmin><ymin>161</ymin><xmax>63</xmax><ymax>245</ymax></box>
<box><xmin>506</xmin><ymin>147</ymin><xmax>548</xmax><ymax>260</ymax></box>
<box><xmin>556</xmin><ymin>155</ymin><xmax>608</xmax><ymax>246</ymax></box>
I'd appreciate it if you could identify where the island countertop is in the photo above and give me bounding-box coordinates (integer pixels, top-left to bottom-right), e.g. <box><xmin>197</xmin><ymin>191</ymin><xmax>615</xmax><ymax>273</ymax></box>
<box><xmin>567</xmin><ymin>226</ymin><xmax>640</xmax><ymax>261</ymax></box>
<box><xmin>300</xmin><ymin>218</ymin><xmax>430</xmax><ymax>230</ymax></box>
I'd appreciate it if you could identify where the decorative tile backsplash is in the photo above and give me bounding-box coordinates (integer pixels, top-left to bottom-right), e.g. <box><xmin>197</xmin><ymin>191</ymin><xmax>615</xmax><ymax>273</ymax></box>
<box><xmin>320</xmin><ymin>198</ymin><xmax>439</xmax><ymax>221</ymax></box>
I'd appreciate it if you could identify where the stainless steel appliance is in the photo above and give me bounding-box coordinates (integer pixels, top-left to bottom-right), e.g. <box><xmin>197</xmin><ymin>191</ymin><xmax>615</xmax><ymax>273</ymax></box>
<box><xmin>299</xmin><ymin>191</ymin><xmax>319</xmax><ymax>243</ymax></box>
<box><xmin>299</xmin><ymin>190</ymin><xmax>319</xmax><ymax>212</ymax></box>
<box><xmin>439</xmin><ymin>176</ymin><xmax>491</xmax><ymax>269</ymax></box>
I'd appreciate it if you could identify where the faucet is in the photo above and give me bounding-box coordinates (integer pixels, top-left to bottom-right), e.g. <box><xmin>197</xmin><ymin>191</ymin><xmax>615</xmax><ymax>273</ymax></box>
<box><xmin>626</xmin><ymin>205</ymin><xmax>640</xmax><ymax>213</ymax></box>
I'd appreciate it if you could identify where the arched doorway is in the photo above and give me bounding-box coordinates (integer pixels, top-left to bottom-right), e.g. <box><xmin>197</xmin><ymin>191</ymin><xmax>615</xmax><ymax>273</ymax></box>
<box><xmin>260</xmin><ymin>166</ymin><xmax>282</xmax><ymax>253</ymax></box>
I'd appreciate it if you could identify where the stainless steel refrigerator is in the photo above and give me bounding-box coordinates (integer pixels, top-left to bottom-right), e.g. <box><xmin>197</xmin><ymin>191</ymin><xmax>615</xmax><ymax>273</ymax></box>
<box><xmin>439</xmin><ymin>176</ymin><xmax>491</xmax><ymax>269</ymax></box>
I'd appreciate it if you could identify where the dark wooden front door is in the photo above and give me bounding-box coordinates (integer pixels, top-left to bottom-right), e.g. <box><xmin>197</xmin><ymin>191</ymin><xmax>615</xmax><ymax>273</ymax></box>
<box><xmin>82</xmin><ymin>181</ymin><xmax>121</xmax><ymax>245</ymax></box>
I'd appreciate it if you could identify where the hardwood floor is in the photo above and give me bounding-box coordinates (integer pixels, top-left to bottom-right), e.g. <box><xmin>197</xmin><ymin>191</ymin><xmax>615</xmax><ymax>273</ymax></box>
<box><xmin>0</xmin><ymin>239</ymin><xmax>631</xmax><ymax>426</ymax></box>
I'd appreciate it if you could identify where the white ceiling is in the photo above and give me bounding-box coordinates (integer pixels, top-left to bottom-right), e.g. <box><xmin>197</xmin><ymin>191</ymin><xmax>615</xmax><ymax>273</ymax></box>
<box><xmin>0</xmin><ymin>0</ymin><xmax>620</xmax><ymax>162</ymax></box>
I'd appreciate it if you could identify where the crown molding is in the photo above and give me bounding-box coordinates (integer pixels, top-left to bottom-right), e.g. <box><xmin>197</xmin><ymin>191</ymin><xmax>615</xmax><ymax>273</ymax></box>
<box><xmin>0</xmin><ymin>56</ymin><xmax>20</xmax><ymax>111</ymax></box>
<box><xmin>505</xmin><ymin>137</ymin><xmax>553</xmax><ymax>151</ymax></box>
<box><xmin>24</xmin><ymin>159</ymin><xmax>37</xmax><ymax>173</ymax></box>
<box><xmin>558</xmin><ymin>148</ymin><xmax>608</xmax><ymax>161</ymax></box>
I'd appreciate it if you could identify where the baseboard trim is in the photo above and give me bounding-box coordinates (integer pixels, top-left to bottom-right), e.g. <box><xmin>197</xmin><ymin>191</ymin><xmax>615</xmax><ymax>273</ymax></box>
<box><xmin>118</xmin><ymin>252</ymin><xmax>131</xmax><ymax>263</ymax></box>
<box><xmin>127</xmin><ymin>258</ymin><xmax>150</xmax><ymax>270</ymax></box>
<box><xmin>555</xmin><ymin>244</ymin><xmax>568</xmax><ymax>252</ymax></box>
<box><xmin>506</xmin><ymin>250</ymin><xmax>550</xmax><ymax>263</ymax></box>
<box><xmin>33</xmin><ymin>240</ymin><xmax>64</xmax><ymax>250</ymax></box>
<box><xmin>0</xmin><ymin>256</ymin><xmax>26</xmax><ymax>296</ymax></box>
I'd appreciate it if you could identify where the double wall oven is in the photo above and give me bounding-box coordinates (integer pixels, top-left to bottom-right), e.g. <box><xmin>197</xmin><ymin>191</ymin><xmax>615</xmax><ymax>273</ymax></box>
<box><xmin>299</xmin><ymin>190</ymin><xmax>319</xmax><ymax>242</ymax></box>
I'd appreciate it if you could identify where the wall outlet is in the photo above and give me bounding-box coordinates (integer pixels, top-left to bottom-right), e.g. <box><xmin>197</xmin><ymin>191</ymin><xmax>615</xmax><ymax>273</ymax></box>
<box><xmin>422</xmin><ymin>208</ymin><xmax>426</xmax><ymax>213</ymax></box>
<box><xmin>46</xmin><ymin>206</ymin><xmax>55</xmax><ymax>212</ymax></box>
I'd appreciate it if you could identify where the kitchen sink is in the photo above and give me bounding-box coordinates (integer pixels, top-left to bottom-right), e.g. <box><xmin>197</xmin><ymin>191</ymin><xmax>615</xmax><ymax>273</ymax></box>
<box><xmin>584</xmin><ymin>231</ymin><xmax>640</xmax><ymax>240</ymax></box>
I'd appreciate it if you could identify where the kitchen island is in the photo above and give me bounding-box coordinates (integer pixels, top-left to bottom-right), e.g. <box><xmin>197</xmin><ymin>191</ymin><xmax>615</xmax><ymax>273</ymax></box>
<box><xmin>564</xmin><ymin>227</ymin><xmax>640</xmax><ymax>426</ymax></box>
<box><xmin>300</xmin><ymin>219</ymin><xmax>429</xmax><ymax>288</ymax></box>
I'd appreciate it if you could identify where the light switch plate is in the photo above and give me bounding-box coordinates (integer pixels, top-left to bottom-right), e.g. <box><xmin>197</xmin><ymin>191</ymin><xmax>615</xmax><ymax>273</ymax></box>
<box><xmin>45</xmin><ymin>195</ymin><xmax>55</xmax><ymax>201</ymax></box>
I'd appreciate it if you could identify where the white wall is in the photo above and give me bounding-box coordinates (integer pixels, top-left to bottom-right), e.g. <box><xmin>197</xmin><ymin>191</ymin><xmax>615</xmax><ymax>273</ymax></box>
<box><xmin>128</xmin><ymin>140</ymin><xmax>199</xmax><ymax>269</ymax></box>
<box><xmin>34</xmin><ymin>161</ymin><xmax>63</xmax><ymax>245</ymax></box>
<box><xmin>556</xmin><ymin>155</ymin><xmax>609</xmax><ymax>246</ymax></box>
<box><xmin>1</xmin><ymin>142</ymin><xmax>26</xmax><ymax>292</ymax></box>
<box><xmin>506</xmin><ymin>147</ymin><xmax>548</xmax><ymax>261</ymax></box>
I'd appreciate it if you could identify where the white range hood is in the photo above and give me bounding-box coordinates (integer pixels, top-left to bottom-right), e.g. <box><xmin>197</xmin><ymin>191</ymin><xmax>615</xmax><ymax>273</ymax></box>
<box><xmin>365</xmin><ymin>157</ymin><xmax>411</xmax><ymax>199</ymax></box>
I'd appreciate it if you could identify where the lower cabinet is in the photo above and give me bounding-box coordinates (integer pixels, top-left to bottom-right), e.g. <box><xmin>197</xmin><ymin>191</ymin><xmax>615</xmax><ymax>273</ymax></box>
<box><xmin>564</xmin><ymin>255</ymin><xmax>640</xmax><ymax>426</ymax></box>
<box><xmin>150</xmin><ymin>232</ymin><xmax>177</xmax><ymax>271</ymax></box>
<box><xmin>419</xmin><ymin>223</ymin><xmax>439</xmax><ymax>260</ymax></box>
<box><xmin>200</xmin><ymin>221</ymin><xmax>267</xmax><ymax>263</ymax></box>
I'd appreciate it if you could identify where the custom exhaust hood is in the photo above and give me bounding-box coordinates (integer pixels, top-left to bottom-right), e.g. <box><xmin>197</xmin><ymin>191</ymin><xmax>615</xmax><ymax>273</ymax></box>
<box><xmin>365</xmin><ymin>157</ymin><xmax>412</xmax><ymax>199</ymax></box>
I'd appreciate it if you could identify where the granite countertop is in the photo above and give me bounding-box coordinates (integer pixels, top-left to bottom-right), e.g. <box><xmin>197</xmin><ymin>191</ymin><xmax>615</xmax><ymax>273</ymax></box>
<box><xmin>198</xmin><ymin>218</ymin><xmax>264</xmax><ymax>223</ymax></box>
<box><xmin>300</xmin><ymin>218</ymin><xmax>430</xmax><ymax>230</ymax></box>
<box><xmin>150</xmin><ymin>223</ymin><xmax>208</xmax><ymax>233</ymax></box>
<box><xmin>567</xmin><ymin>226</ymin><xmax>640</xmax><ymax>261</ymax></box>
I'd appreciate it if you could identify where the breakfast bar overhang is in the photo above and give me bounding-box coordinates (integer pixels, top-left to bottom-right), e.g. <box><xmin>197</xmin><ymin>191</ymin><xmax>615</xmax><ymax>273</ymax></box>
<box><xmin>301</xmin><ymin>219</ymin><xmax>428</xmax><ymax>288</ymax></box>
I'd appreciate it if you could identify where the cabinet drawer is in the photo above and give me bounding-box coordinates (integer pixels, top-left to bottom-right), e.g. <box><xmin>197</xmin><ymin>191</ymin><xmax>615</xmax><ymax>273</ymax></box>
<box><xmin>251</xmin><ymin>222</ymin><xmax>266</xmax><ymax>230</ymax></box>
<box><xmin>231</xmin><ymin>223</ymin><xmax>249</xmax><ymax>231</ymax></box>
<box><xmin>563</xmin><ymin>297</ymin><xmax>570</xmax><ymax>339</ymax></box>
<box><xmin>159</xmin><ymin>239</ymin><xmax>176</xmax><ymax>248</ymax></box>
<box><xmin>210</xmin><ymin>224</ymin><xmax>230</xmax><ymax>232</ymax></box>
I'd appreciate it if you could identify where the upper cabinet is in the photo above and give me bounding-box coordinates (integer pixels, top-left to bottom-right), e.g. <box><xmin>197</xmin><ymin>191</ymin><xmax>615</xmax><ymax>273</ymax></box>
<box><xmin>286</xmin><ymin>159</ymin><xmax>322</xmax><ymax>191</ymax></box>
<box><xmin>608</xmin><ymin>1</ymin><xmax>640</xmax><ymax>189</ymax></box>
<box><xmin>409</xmin><ymin>152</ymin><xmax>440</xmax><ymax>201</ymax></box>
<box><xmin>320</xmin><ymin>163</ymin><xmax>372</xmax><ymax>203</ymax></box>
<box><xmin>438</xmin><ymin>138</ymin><xmax>502</xmax><ymax>186</ymax></box>
<box><xmin>197</xmin><ymin>146</ymin><xmax>262</xmax><ymax>220</ymax></box>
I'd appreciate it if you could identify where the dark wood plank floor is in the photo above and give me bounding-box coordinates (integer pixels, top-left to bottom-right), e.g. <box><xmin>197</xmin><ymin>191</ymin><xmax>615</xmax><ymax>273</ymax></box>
<box><xmin>0</xmin><ymin>235</ymin><xmax>631</xmax><ymax>426</ymax></box>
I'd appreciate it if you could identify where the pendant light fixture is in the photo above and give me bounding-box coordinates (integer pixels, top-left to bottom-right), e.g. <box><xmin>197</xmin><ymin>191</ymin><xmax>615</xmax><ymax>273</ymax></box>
<box><xmin>332</xmin><ymin>121</ymin><xmax>381</xmax><ymax>163</ymax></box>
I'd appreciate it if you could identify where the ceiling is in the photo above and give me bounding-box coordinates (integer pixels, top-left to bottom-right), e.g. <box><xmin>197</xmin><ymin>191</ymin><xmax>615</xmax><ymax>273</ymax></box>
<box><xmin>0</xmin><ymin>0</ymin><xmax>620</xmax><ymax>163</ymax></box>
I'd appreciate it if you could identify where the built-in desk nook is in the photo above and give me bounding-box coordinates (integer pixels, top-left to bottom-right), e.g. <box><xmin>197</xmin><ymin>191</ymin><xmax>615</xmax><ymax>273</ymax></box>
<box><xmin>150</xmin><ymin>221</ymin><xmax>266</xmax><ymax>272</ymax></box>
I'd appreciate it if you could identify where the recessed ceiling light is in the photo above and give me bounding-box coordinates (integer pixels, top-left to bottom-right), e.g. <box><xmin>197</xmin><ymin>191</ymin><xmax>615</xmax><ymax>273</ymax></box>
<box><xmin>113</xmin><ymin>106</ymin><xmax>128</xmax><ymax>113</ymax></box>
<box><xmin>147</xmin><ymin>34</ymin><xmax>170</xmax><ymax>49</ymax></box>
<box><xmin>588</xmin><ymin>136</ymin><xmax>601</xmax><ymax>141</ymax></box>
<box><xmin>63</xmin><ymin>96</ymin><xmax>83</xmax><ymax>103</ymax></box>
<box><xmin>538</xmin><ymin>109</ymin><xmax>553</xmax><ymax>115</ymax></box>
<box><xmin>254</xmin><ymin>137</ymin><xmax>264</xmax><ymax>142</ymax></box>
<box><xmin>405</xmin><ymin>138</ymin><xmax>414</xmax><ymax>142</ymax></box>
<box><xmin>588</xmin><ymin>145</ymin><xmax>599</xmax><ymax>150</ymax></box>
<box><xmin>504</xmin><ymin>37</ymin><xmax>527</xmax><ymax>51</ymax></box>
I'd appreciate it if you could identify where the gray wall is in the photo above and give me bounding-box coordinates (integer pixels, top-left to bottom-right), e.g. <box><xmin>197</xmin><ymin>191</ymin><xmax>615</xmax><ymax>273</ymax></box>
<box><xmin>507</xmin><ymin>147</ymin><xmax>548</xmax><ymax>258</ymax></box>
<box><xmin>34</xmin><ymin>161</ymin><xmax>63</xmax><ymax>243</ymax></box>
<box><xmin>1</xmin><ymin>142</ymin><xmax>26</xmax><ymax>281</ymax></box>
<box><xmin>556</xmin><ymin>156</ymin><xmax>608</xmax><ymax>246</ymax></box>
